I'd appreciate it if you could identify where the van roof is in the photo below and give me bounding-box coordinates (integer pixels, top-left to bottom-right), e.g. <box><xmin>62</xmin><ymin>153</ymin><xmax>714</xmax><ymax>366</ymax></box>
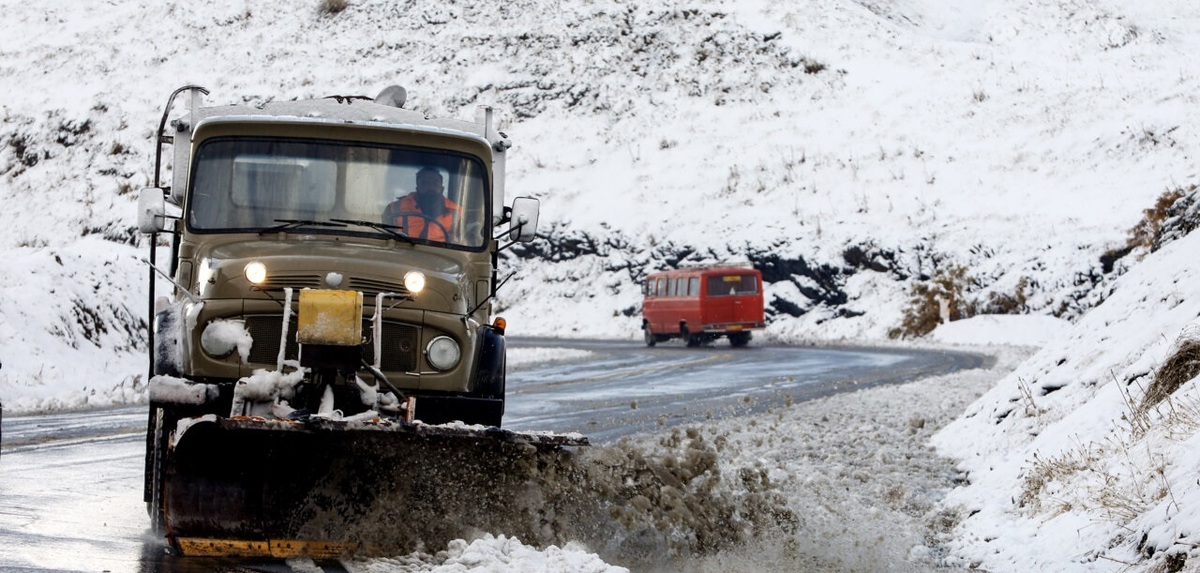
<box><xmin>646</xmin><ymin>264</ymin><xmax>759</xmax><ymax>278</ymax></box>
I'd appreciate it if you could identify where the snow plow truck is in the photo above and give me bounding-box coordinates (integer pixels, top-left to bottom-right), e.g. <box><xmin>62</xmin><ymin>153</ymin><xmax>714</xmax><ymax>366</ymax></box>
<box><xmin>137</xmin><ymin>85</ymin><xmax>586</xmax><ymax>558</ymax></box>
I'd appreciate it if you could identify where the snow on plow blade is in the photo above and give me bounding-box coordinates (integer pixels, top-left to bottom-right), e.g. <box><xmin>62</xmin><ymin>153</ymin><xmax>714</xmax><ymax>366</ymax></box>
<box><xmin>163</xmin><ymin>415</ymin><xmax>588</xmax><ymax>557</ymax></box>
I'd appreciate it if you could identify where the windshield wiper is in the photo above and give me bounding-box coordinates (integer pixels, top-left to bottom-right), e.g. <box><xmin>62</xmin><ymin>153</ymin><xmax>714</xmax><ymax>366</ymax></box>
<box><xmin>261</xmin><ymin>219</ymin><xmax>348</xmax><ymax>234</ymax></box>
<box><xmin>330</xmin><ymin>219</ymin><xmax>413</xmax><ymax>243</ymax></box>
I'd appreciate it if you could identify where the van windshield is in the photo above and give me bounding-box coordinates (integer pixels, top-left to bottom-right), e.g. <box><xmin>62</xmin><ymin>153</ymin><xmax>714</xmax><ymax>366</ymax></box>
<box><xmin>187</xmin><ymin>137</ymin><xmax>489</xmax><ymax>250</ymax></box>
<box><xmin>706</xmin><ymin>274</ymin><xmax>758</xmax><ymax>296</ymax></box>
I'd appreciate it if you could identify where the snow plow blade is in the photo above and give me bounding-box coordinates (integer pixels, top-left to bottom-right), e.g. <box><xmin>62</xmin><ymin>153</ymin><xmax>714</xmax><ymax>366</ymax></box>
<box><xmin>160</xmin><ymin>415</ymin><xmax>588</xmax><ymax>557</ymax></box>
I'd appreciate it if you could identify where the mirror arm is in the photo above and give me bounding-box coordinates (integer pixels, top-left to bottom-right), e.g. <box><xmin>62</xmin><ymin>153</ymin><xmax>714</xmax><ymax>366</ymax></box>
<box><xmin>466</xmin><ymin>271</ymin><xmax>518</xmax><ymax>317</ymax></box>
<box><xmin>495</xmin><ymin>271</ymin><xmax>517</xmax><ymax>293</ymax></box>
<box><xmin>496</xmin><ymin>221</ymin><xmax>535</xmax><ymax>252</ymax></box>
<box><xmin>494</xmin><ymin>220</ymin><xmax>529</xmax><ymax>252</ymax></box>
<box><xmin>140</xmin><ymin>258</ymin><xmax>200</xmax><ymax>303</ymax></box>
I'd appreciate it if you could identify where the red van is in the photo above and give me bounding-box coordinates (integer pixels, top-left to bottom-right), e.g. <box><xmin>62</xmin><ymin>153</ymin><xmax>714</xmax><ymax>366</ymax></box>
<box><xmin>641</xmin><ymin>265</ymin><xmax>765</xmax><ymax>347</ymax></box>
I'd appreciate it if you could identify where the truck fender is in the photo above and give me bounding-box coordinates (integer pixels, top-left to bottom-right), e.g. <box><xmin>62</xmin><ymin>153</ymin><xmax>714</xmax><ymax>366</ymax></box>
<box><xmin>472</xmin><ymin>325</ymin><xmax>506</xmax><ymax>401</ymax></box>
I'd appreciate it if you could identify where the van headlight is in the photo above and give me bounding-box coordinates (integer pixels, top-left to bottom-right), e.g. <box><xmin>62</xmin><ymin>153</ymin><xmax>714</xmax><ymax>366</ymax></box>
<box><xmin>425</xmin><ymin>336</ymin><xmax>460</xmax><ymax>371</ymax></box>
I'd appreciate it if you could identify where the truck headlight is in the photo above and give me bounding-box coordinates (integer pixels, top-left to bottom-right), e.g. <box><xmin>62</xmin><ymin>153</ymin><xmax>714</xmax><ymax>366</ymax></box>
<box><xmin>244</xmin><ymin>261</ymin><xmax>268</xmax><ymax>285</ymax></box>
<box><xmin>425</xmin><ymin>336</ymin><xmax>460</xmax><ymax>371</ymax></box>
<box><xmin>404</xmin><ymin>271</ymin><xmax>426</xmax><ymax>294</ymax></box>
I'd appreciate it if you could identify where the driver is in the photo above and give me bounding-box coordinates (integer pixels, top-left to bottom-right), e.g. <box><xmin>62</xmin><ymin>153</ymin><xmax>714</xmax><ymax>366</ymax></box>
<box><xmin>383</xmin><ymin>167</ymin><xmax>459</xmax><ymax>241</ymax></box>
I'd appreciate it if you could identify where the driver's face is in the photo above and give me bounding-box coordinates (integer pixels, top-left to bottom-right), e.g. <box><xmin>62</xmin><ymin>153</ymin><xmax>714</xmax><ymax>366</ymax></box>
<box><xmin>416</xmin><ymin>172</ymin><xmax>443</xmax><ymax>196</ymax></box>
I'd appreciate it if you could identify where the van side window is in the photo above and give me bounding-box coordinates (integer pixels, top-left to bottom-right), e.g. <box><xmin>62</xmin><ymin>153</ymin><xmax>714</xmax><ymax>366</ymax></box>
<box><xmin>656</xmin><ymin>278</ymin><xmax>666</xmax><ymax>296</ymax></box>
<box><xmin>688</xmin><ymin>277</ymin><xmax>700</xmax><ymax>297</ymax></box>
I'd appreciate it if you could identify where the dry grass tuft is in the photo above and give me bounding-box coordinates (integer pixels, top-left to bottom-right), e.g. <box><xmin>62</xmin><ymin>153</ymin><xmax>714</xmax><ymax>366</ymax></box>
<box><xmin>1127</xmin><ymin>187</ymin><xmax>1188</xmax><ymax>252</ymax></box>
<box><xmin>1018</xmin><ymin>447</ymin><xmax>1095</xmax><ymax>513</ymax></box>
<box><xmin>1139</xmin><ymin>340</ymin><xmax>1200</xmax><ymax>413</ymax></box>
<box><xmin>889</xmin><ymin>266</ymin><xmax>972</xmax><ymax>339</ymax></box>
<box><xmin>317</xmin><ymin>0</ymin><xmax>348</xmax><ymax>15</ymax></box>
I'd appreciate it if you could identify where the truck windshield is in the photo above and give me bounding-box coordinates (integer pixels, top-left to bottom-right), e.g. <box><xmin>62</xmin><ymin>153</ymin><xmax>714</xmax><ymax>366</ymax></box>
<box><xmin>188</xmin><ymin>137</ymin><xmax>489</xmax><ymax>250</ymax></box>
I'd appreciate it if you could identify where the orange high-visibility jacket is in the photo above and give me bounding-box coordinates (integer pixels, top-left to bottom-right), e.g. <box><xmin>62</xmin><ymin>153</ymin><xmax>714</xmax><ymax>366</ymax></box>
<box><xmin>385</xmin><ymin>195</ymin><xmax>459</xmax><ymax>241</ymax></box>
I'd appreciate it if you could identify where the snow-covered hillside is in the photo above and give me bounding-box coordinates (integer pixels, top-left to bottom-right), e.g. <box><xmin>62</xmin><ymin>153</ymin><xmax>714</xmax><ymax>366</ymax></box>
<box><xmin>3</xmin><ymin>0</ymin><xmax>1200</xmax><ymax>571</ymax></box>
<box><xmin>4</xmin><ymin>0</ymin><xmax>1198</xmax><ymax>408</ymax></box>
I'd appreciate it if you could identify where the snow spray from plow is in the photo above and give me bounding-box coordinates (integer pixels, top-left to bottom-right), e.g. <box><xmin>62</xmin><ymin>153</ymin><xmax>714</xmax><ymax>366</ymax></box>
<box><xmin>162</xmin><ymin>423</ymin><xmax>796</xmax><ymax>563</ymax></box>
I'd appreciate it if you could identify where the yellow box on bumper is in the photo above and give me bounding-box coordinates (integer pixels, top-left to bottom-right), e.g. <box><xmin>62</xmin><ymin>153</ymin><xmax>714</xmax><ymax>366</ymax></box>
<box><xmin>297</xmin><ymin>289</ymin><xmax>363</xmax><ymax>346</ymax></box>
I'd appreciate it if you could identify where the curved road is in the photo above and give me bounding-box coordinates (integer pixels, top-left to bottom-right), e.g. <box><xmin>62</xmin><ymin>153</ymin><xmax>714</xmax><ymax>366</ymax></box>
<box><xmin>0</xmin><ymin>340</ymin><xmax>984</xmax><ymax>572</ymax></box>
<box><xmin>504</xmin><ymin>339</ymin><xmax>983</xmax><ymax>442</ymax></box>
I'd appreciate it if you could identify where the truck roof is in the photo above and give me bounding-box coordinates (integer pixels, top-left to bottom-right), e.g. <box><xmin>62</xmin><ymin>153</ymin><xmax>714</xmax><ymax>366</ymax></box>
<box><xmin>189</xmin><ymin>97</ymin><xmax>493</xmax><ymax>144</ymax></box>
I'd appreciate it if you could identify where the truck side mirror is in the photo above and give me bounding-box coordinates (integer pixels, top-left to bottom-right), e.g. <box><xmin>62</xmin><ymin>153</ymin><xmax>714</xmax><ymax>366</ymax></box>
<box><xmin>138</xmin><ymin>187</ymin><xmax>168</xmax><ymax>234</ymax></box>
<box><xmin>508</xmin><ymin>197</ymin><xmax>540</xmax><ymax>243</ymax></box>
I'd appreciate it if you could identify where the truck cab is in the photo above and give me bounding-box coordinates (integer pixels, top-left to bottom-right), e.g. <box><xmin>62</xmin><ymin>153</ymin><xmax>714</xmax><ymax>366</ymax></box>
<box><xmin>138</xmin><ymin>86</ymin><xmax>539</xmax><ymax>428</ymax></box>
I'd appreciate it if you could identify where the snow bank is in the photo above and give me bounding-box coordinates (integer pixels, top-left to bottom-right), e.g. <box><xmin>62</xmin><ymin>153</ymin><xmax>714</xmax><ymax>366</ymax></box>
<box><xmin>932</xmin><ymin>231</ymin><xmax>1200</xmax><ymax>571</ymax></box>
<box><xmin>929</xmin><ymin>315</ymin><xmax>1071</xmax><ymax>348</ymax></box>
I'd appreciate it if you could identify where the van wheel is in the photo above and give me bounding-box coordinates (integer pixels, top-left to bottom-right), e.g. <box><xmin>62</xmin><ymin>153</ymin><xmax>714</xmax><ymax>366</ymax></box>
<box><xmin>681</xmin><ymin>325</ymin><xmax>702</xmax><ymax>347</ymax></box>
<box><xmin>729</xmin><ymin>332</ymin><xmax>751</xmax><ymax>347</ymax></box>
<box><xmin>643</xmin><ymin>325</ymin><xmax>657</xmax><ymax>347</ymax></box>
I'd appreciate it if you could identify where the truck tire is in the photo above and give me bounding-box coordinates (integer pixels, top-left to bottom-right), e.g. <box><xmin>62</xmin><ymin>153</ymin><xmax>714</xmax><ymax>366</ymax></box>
<box><xmin>145</xmin><ymin>407</ymin><xmax>171</xmax><ymax>534</ymax></box>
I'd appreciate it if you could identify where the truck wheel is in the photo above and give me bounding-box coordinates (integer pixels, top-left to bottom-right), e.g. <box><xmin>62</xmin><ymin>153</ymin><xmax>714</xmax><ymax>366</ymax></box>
<box><xmin>643</xmin><ymin>325</ymin><xmax>657</xmax><ymax>347</ymax></box>
<box><xmin>146</xmin><ymin>407</ymin><xmax>171</xmax><ymax>534</ymax></box>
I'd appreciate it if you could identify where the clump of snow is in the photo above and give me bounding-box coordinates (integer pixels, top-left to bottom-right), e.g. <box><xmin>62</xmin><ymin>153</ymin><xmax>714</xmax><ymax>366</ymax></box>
<box><xmin>341</xmin><ymin>535</ymin><xmax>628</xmax><ymax>573</ymax></box>
<box><xmin>233</xmin><ymin>365</ymin><xmax>307</xmax><ymax>402</ymax></box>
<box><xmin>199</xmin><ymin>318</ymin><xmax>253</xmax><ymax>363</ymax></box>
<box><xmin>146</xmin><ymin>374</ymin><xmax>216</xmax><ymax>406</ymax></box>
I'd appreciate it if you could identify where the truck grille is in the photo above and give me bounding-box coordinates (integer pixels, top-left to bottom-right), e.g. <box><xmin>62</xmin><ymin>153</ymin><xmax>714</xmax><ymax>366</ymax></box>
<box><xmin>244</xmin><ymin>315</ymin><xmax>418</xmax><ymax>372</ymax></box>
<box><xmin>257</xmin><ymin>274</ymin><xmax>409</xmax><ymax>298</ymax></box>
<box><xmin>349</xmin><ymin>277</ymin><xmax>409</xmax><ymax>298</ymax></box>
<box><xmin>260</xmin><ymin>274</ymin><xmax>322</xmax><ymax>291</ymax></box>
